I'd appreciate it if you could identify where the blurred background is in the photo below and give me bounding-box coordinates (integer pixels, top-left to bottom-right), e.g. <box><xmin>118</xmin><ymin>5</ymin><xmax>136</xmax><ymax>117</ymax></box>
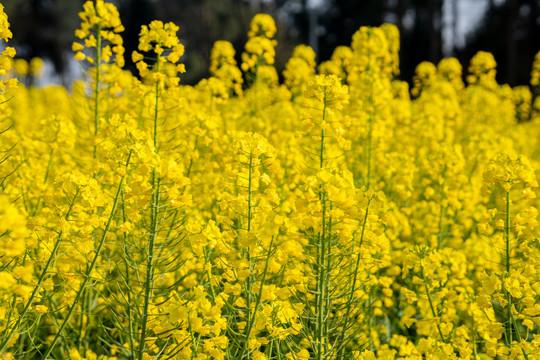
<box><xmin>3</xmin><ymin>0</ymin><xmax>540</xmax><ymax>87</ymax></box>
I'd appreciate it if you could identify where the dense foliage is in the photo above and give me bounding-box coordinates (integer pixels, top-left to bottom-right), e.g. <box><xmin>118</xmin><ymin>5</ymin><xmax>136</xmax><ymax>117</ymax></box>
<box><xmin>0</xmin><ymin>1</ymin><xmax>539</xmax><ymax>359</ymax></box>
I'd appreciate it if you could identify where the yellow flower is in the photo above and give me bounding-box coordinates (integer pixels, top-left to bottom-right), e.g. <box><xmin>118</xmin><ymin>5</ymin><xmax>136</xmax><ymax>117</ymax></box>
<box><xmin>0</xmin><ymin>4</ymin><xmax>13</xmax><ymax>41</ymax></box>
<box><xmin>74</xmin><ymin>51</ymin><xmax>86</xmax><ymax>61</ymax></box>
<box><xmin>73</xmin><ymin>0</ymin><xmax>125</xmax><ymax>66</ymax></box>
<box><xmin>505</xmin><ymin>277</ymin><xmax>523</xmax><ymax>298</ymax></box>
<box><xmin>248</xmin><ymin>14</ymin><xmax>277</xmax><ymax>38</ymax></box>
<box><xmin>2</xmin><ymin>47</ymin><xmax>15</xmax><ymax>58</ymax></box>
<box><xmin>252</xmin><ymin>351</ymin><xmax>266</xmax><ymax>360</ymax></box>
<box><xmin>0</xmin><ymin>272</ymin><xmax>16</xmax><ymax>289</ymax></box>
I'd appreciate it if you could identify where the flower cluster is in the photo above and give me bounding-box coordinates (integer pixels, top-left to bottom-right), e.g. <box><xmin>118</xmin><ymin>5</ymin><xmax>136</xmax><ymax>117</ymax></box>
<box><xmin>241</xmin><ymin>14</ymin><xmax>278</xmax><ymax>85</ymax></box>
<box><xmin>0</xmin><ymin>4</ymin><xmax>17</xmax><ymax>92</ymax></box>
<box><xmin>72</xmin><ymin>0</ymin><xmax>125</xmax><ymax>67</ymax></box>
<box><xmin>209</xmin><ymin>40</ymin><xmax>243</xmax><ymax>96</ymax></box>
<box><xmin>283</xmin><ymin>45</ymin><xmax>317</xmax><ymax>98</ymax></box>
<box><xmin>132</xmin><ymin>20</ymin><xmax>186</xmax><ymax>86</ymax></box>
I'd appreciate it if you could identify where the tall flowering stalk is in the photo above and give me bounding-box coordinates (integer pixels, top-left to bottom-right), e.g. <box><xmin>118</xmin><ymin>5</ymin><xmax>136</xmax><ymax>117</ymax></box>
<box><xmin>240</xmin><ymin>14</ymin><xmax>279</xmax><ymax>132</ymax></box>
<box><xmin>215</xmin><ymin>131</ymin><xmax>285</xmax><ymax>360</ymax></box>
<box><xmin>480</xmin><ymin>153</ymin><xmax>538</xmax><ymax>359</ymax></box>
<box><xmin>72</xmin><ymin>0</ymin><xmax>125</xmax><ymax>161</ymax></box>
<box><xmin>69</xmin><ymin>2</ymin><xmax>127</xmax><ymax>353</ymax></box>
<box><xmin>241</xmin><ymin>14</ymin><xmax>278</xmax><ymax>87</ymax></box>
<box><xmin>131</xmin><ymin>20</ymin><xmax>188</xmax><ymax>360</ymax></box>
<box><xmin>295</xmin><ymin>74</ymin><xmax>361</xmax><ymax>359</ymax></box>
<box><xmin>346</xmin><ymin>25</ymin><xmax>399</xmax><ymax>190</ymax></box>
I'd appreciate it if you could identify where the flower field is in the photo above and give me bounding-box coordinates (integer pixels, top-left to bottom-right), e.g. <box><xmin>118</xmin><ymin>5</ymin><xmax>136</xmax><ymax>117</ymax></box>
<box><xmin>1</xmin><ymin>1</ymin><xmax>540</xmax><ymax>359</ymax></box>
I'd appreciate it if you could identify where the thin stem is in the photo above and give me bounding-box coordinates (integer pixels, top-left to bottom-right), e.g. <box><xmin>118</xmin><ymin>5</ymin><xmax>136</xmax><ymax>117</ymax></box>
<box><xmin>505</xmin><ymin>190</ymin><xmax>512</xmax><ymax>345</ymax></box>
<box><xmin>236</xmin><ymin>151</ymin><xmax>254</xmax><ymax>359</ymax></box>
<box><xmin>124</xmin><ymin>245</ymin><xmax>136</xmax><ymax>360</ymax></box>
<box><xmin>33</xmin><ymin>148</ymin><xmax>55</xmax><ymax>216</ymax></box>
<box><xmin>324</xmin><ymin>207</ymin><xmax>333</xmax><ymax>355</ymax></box>
<box><xmin>505</xmin><ymin>191</ymin><xmax>511</xmax><ymax>274</ymax></box>
<box><xmin>43</xmin><ymin>151</ymin><xmax>132</xmax><ymax>359</ymax></box>
<box><xmin>315</xmin><ymin>88</ymin><xmax>328</xmax><ymax>360</ymax></box>
<box><xmin>237</xmin><ymin>238</ymin><xmax>274</xmax><ymax>360</ymax></box>
<box><xmin>85</xmin><ymin>32</ymin><xmax>104</xmax><ymax>345</ymax></box>
<box><xmin>334</xmin><ymin>198</ymin><xmax>371</xmax><ymax>356</ymax></box>
<box><xmin>153</xmin><ymin>57</ymin><xmax>160</xmax><ymax>149</ymax></box>
<box><xmin>185</xmin><ymin>135</ymin><xmax>199</xmax><ymax>178</ymax></box>
<box><xmin>424</xmin><ymin>283</ymin><xmax>447</xmax><ymax>343</ymax></box>
<box><xmin>436</xmin><ymin>167</ymin><xmax>447</xmax><ymax>249</ymax></box>
<box><xmin>138</xmin><ymin>175</ymin><xmax>160</xmax><ymax>360</ymax></box>
<box><xmin>121</xmin><ymin>193</ymin><xmax>136</xmax><ymax>360</ymax></box>
<box><xmin>139</xmin><ymin>54</ymin><xmax>161</xmax><ymax>360</ymax></box>
<box><xmin>316</xmin><ymin>191</ymin><xmax>327</xmax><ymax>360</ymax></box>
<box><xmin>87</xmin><ymin>28</ymin><xmax>103</xmax><ymax>355</ymax></box>
<box><xmin>319</xmin><ymin>89</ymin><xmax>327</xmax><ymax>170</ymax></box>
<box><xmin>366</xmin><ymin>97</ymin><xmax>374</xmax><ymax>190</ymax></box>
<box><xmin>0</xmin><ymin>188</ymin><xmax>80</xmax><ymax>354</ymax></box>
<box><xmin>472</xmin><ymin>316</ymin><xmax>478</xmax><ymax>359</ymax></box>
<box><xmin>501</xmin><ymin>190</ymin><xmax>527</xmax><ymax>360</ymax></box>
<box><xmin>247</xmin><ymin>152</ymin><xmax>253</xmax><ymax>232</ymax></box>
<box><xmin>93</xmin><ymin>25</ymin><xmax>102</xmax><ymax>161</ymax></box>
<box><xmin>368</xmin><ymin>290</ymin><xmax>373</xmax><ymax>350</ymax></box>
<box><xmin>203</xmin><ymin>247</ymin><xmax>216</xmax><ymax>300</ymax></box>
<box><xmin>77</xmin><ymin>286</ymin><xmax>88</xmax><ymax>355</ymax></box>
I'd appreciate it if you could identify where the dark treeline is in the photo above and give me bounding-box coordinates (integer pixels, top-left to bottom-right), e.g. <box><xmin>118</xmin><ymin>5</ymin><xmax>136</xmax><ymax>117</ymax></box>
<box><xmin>4</xmin><ymin>0</ymin><xmax>540</xmax><ymax>86</ymax></box>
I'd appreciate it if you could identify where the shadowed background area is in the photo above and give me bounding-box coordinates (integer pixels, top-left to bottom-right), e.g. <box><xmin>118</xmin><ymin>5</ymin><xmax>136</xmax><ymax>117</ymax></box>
<box><xmin>3</xmin><ymin>0</ymin><xmax>540</xmax><ymax>86</ymax></box>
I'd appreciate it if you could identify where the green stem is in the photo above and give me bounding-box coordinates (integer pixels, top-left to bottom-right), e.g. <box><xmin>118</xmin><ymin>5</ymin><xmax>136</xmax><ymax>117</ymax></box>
<box><xmin>237</xmin><ymin>238</ymin><xmax>274</xmax><ymax>360</ymax></box>
<box><xmin>424</xmin><ymin>283</ymin><xmax>447</xmax><ymax>343</ymax></box>
<box><xmin>502</xmin><ymin>191</ymin><xmax>527</xmax><ymax>360</ymax></box>
<box><xmin>324</xmin><ymin>207</ymin><xmax>333</xmax><ymax>354</ymax></box>
<box><xmin>368</xmin><ymin>290</ymin><xmax>373</xmax><ymax>350</ymax></box>
<box><xmin>472</xmin><ymin>317</ymin><xmax>478</xmax><ymax>359</ymax></box>
<box><xmin>186</xmin><ymin>135</ymin><xmax>199</xmax><ymax>178</ymax></box>
<box><xmin>505</xmin><ymin>190</ymin><xmax>513</xmax><ymax>345</ymax></box>
<box><xmin>33</xmin><ymin>148</ymin><xmax>55</xmax><ymax>216</ymax></box>
<box><xmin>153</xmin><ymin>58</ymin><xmax>160</xmax><ymax>149</ymax></box>
<box><xmin>319</xmin><ymin>89</ymin><xmax>327</xmax><ymax>169</ymax></box>
<box><xmin>138</xmin><ymin>174</ymin><xmax>160</xmax><ymax>360</ymax></box>
<box><xmin>43</xmin><ymin>151</ymin><xmax>132</xmax><ymax>359</ymax></box>
<box><xmin>139</xmin><ymin>54</ymin><xmax>161</xmax><ymax>360</ymax></box>
<box><xmin>236</xmin><ymin>151</ymin><xmax>254</xmax><ymax>359</ymax></box>
<box><xmin>315</xmin><ymin>88</ymin><xmax>329</xmax><ymax>360</ymax></box>
<box><xmin>120</xmin><ymin>191</ymin><xmax>137</xmax><ymax>360</ymax></box>
<box><xmin>505</xmin><ymin>191</ymin><xmax>510</xmax><ymax>274</ymax></box>
<box><xmin>203</xmin><ymin>247</ymin><xmax>216</xmax><ymax>300</ymax></box>
<box><xmin>77</xmin><ymin>287</ymin><xmax>88</xmax><ymax>355</ymax></box>
<box><xmin>0</xmin><ymin>188</ymin><xmax>80</xmax><ymax>354</ymax></box>
<box><xmin>437</xmin><ymin>168</ymin><xmax>447</xmax><ymax>249</ymax></box>
<box><xmin>247</xmin><ymin>152</ymin><xmax>253</xmax><ymax>232</ymax></box>
<box><xmin>187</xmin><ymin>316</ymin><xmax>198</xmax><ymax>359</ymax></box>
<box><xmin>366</xmin><ymin>97</ymin><xmax>374</xmax><ymax>190</ymax></box>
<box><xmin>123</xmin><ymin>240</ymin><xmax>136</xmax><ymax>360</ymax></box>
<box><xmin>335</xmin><ymin>198</ymin><xmax>371</xmax><ymax>356</ymax></box>
<box><xmin>89</xmin><ymin>30</ymin><xmax>103</xmax><ymax>352</ymax></box>
<box><xmin>93</xmin><ymin>25</ymin><xmax>102</xmax><ymax>161</ymax></box>
<box><xmin>316</xmin><ymin>191</ymin><xmax>327</xmax><ymax>360</ymax></box>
